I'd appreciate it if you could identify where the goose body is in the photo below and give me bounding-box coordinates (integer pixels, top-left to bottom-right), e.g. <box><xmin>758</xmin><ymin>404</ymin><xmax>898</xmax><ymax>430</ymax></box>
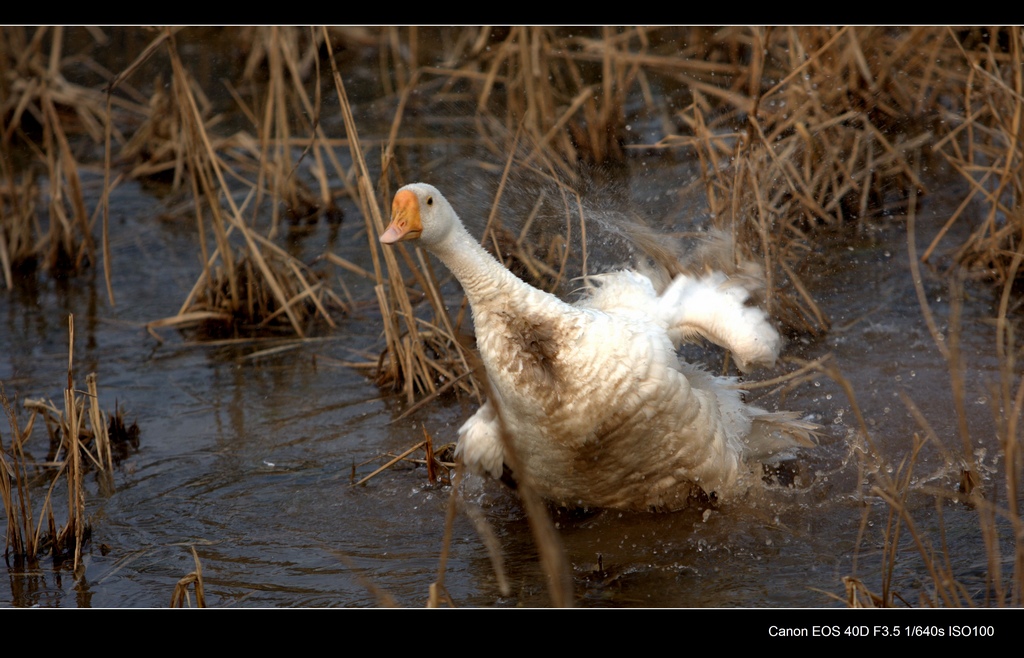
<box><xmin>381</xmin><ymin>183</ymin><xmax>813</xmax><ymax>511</ymax></box>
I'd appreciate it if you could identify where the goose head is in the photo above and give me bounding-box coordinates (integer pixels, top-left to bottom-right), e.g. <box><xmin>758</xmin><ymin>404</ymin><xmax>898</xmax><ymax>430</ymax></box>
<box><xmin>380</xmin><ymin>183</ymin><xmax>458</xmax><ymax>248</ymax></box>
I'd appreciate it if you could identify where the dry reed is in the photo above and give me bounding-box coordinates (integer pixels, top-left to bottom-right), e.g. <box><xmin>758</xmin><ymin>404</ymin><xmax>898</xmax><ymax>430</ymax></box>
<box><xmin>655</xmin><ymin>28</ymin><xmax>944</xmax><ymax>336</ymax></box>
<box><xmin>836</xmin><ymin>312</ymin><xmax>1023</xmax><ymax>607</ymax></box>
<box><xmin>170</xmin><ymin>546</ymin><xmax>207</xmax><ymax>608</ymax></box>
<box><xmin>0</xmin><ymin>27</ymin><xmax>149</xmax><ymax>292</ymax></box>
<box><xmin>3</xmin><ymin>25</ymin><xmax>1024</xmax><ymax>606</ymax></box>
<box><xmin>323</xmin><ymin>27</ymin><xmax>479</xmax><ymax>404</ymax></box>
<box><xmin>0</xmin><ymin>315</ymin><xmax>125</xmax><ymax>571</ymax></box>
<box><xmin>2</xmin><ymin>28</ymin><xmax>97</xmax><ymax>278</ymax></box>
<box><xmin>927</xmin><ymin>27</ymin><xmax>1024</xmax><ymax>292</ymax></box>
<box><xmin>370</xmin><ymin>27</ymin><xmax>962</xmax><ymax>341</ymax></box>
<box><xmin>815</xmin><ymin>182</ymin><xmax>1023</xmax><ymax>607</ymax></box>
<box><xmin>132</xmin><ymin>28</ymin><xmax>344</xmax><ymax>341</ymax></box>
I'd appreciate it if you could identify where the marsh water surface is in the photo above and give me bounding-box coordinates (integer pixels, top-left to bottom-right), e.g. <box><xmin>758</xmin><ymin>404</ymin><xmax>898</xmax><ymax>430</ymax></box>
<box><xmin>0</xmin><ymin>33</ymin><xmax>1017</xmax><ymax>607</ymax></box>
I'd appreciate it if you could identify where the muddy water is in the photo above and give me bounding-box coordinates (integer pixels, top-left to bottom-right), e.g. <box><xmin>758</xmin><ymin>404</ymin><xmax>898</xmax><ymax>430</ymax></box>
<box><xmin>1</xmin><ymin>163</ymin><xmax>1012</xmax><ymax>608</ymax></box>
<box><xmin>0</xmin><ymin>120</ymin><xmax>1016</xmax><ymax>608</ymax></box>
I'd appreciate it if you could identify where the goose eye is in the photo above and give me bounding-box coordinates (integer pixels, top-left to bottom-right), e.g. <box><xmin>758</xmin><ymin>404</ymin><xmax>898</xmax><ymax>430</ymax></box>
<box><xmin>426</xmin><ymin>196</ymin><xmax>433</xmax><ymax>205</ymax></box>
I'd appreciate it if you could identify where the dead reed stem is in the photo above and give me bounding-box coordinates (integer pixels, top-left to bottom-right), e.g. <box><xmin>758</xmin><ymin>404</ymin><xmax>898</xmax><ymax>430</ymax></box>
<box><xmin>929</xmin><ymin>28</ymin><xmax>1024</xmax><ymax>291</ymax></box>
<box><xmin>170</xmin><ymin>546</ymin><xmax>207</xmax><ymax>608</ymax></box>
<box><xmin>139</xmin><ymin>28</ymin><xmax>339</xmax><ymax>341</ymax></box>
<box><xmin>3</xmin><ymin>24</ymin><xmax>1024</xmax><ymax>606</ymax></box>
<box><xmin>826</xmin><ymin>227</ymin><xmax>1023</xmax><ymax>605</ymax></box>
<box><xmin>429</xmin><ymin>462</ymin><xmax>462</xmax><ymax>608</ymax></box>
<box><xmin>323</xmin><ymin>27</ymin><xmax>477</xmax><ymax>403</ymax></box>
<box><xmin>63</xmin><ymin>314</ymin><xmax>85</xmax><ymax>572</ymax></box>
<box><xmin>0</xmin><ymin>312</ymin><xmax>128</xmax><ymax>569</ymax></box>
<box><xmin>492</xmin><ymin>397</ymin><xmax>574</xmax><ymax>607</ymax></box>
<box><xmin>1</xmin><ymin>27</ymin><xmax>156</xmax><ymax>281</ymax></box>
<box><xmin>0</xmin><ymin>383</ymin><xmax>34</xmax><ymax>560</ymax></box>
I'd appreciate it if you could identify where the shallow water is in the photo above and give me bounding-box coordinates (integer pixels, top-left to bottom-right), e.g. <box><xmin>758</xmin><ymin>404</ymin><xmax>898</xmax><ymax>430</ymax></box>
<box><xmin>1</xmin><ymin>61</ymin><xmax>1019</xmax><ymax>608</ymax></box>
<box><xmin>1</xmin><ymin>159</ymin><xmax>1014</xmax><ymax>608</ymax></box>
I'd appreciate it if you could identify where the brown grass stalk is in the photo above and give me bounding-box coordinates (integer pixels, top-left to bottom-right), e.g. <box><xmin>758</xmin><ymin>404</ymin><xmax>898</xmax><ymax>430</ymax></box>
<box><xmin>0</xmin><ymin>158</ymin><xmax>38</xmax><ymax>289</ymax></box>
<box><xmin>140</xmin><ymin>29</ymin><xmax>338</xmax><ymax>341</ymax></box>
<box><xmin>323</xmin><ymin>27</ymin><xmax>476</xmax><ymax>404</ymax></box>
<box><xmin>830</xmin><ymin>228</ymin><xmax>1023</xmax><ymax>605</ymax></box>
<box><xmin>929</xmin><ymin>28</ymin><xmax>1024</xmax><ymax>289</ymax></box>
<box><xmin>62</xmin><ymin>315</ymin><xmax>85</xmax><ymax>572</ymax></box>
<box><xmin>0</xmin><ymin>383</ymin><xmax>36</xmax><ymax>560</ymax></box>
<box><xmin>6</xmin><ymin>23</ymin><xmax>1024</xmax><ymax>606</ymax></box>
<box><xmin>1</xmin><ymin>312</ymin><xmax>132</xmax><ymax>571</ymax></box>
<box><xmin>1</xmin><ymin>27</ymin><xmax>153</xmax><ymax>284</ymax></box>
<box><xmin>170</xmin><ymin>546</ymin><xmax>207</xmax><ymax>608</ymax></box>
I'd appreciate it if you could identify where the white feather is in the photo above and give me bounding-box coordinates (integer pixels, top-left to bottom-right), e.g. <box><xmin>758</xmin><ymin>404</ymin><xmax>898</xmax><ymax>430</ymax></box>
<box><xmin>382</xmin><ymin>183</ymin><xmax>814</xmax><ymax>512</ymax></box>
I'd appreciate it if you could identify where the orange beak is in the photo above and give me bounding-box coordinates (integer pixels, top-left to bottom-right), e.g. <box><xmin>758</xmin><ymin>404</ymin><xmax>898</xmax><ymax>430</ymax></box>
<box><xmin>380</xmin><ymin>189</ymin><xmax>423</xmax><ymax>244</ymax></box>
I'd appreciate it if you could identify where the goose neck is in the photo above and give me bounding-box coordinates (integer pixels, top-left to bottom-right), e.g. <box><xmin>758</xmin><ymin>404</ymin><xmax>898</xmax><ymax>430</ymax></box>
<box><xmin>431</xmin><ymin>229</ymin><xmax>523</xmax><ymax>307</ymax></box>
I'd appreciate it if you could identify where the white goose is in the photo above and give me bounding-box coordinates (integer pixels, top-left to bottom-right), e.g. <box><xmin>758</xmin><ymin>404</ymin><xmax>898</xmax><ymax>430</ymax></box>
<box><xmin>381</xmin><ymin>183</ymin><xmax>814</xmax><ymax>512</ymax></box>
